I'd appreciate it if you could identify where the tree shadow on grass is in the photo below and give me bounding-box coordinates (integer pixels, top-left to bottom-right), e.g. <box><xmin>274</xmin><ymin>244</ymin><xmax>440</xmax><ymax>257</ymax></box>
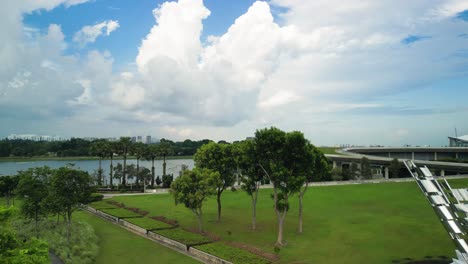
<box><xmin>391</xmin><ymin>255</ymin><xmax>450</xmax><ymax>264</ymax></box>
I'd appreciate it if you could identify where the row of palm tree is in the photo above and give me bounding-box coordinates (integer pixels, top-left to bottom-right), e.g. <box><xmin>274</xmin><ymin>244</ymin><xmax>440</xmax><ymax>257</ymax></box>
<box><xmin>90</xmin><ymin>138</ymin><xmax>174</xmax><ymax>188</ymax></box>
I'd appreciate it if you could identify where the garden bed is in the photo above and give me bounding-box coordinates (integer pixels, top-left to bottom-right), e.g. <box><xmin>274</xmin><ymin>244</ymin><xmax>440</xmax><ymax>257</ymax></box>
<box><xmin>194</xmin><ymin>242</ymin><xmax>271</xmax><ymax>264</ymax></box>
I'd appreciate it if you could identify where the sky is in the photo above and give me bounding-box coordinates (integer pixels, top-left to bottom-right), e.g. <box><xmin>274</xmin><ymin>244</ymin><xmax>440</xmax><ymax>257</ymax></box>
<box><xmin>1</xmin><ymin>0</ymin><xmax>468</xmax><ymax>146</ymax></box>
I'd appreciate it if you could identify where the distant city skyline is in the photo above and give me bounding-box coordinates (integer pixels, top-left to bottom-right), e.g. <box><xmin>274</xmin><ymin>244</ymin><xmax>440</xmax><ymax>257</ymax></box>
<box><xmin>1</xmin><ymin>0</ymin><xmax>468</xmax><ymax>146</ymax></box>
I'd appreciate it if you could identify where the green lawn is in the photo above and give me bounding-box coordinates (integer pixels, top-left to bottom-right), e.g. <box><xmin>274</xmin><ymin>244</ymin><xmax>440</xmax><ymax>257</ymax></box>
<box><xmin>105</xmin><ymin>178</ymin><xmax>468</xmax><ymax>264</ymax></box>
<box><xmin>74</xmin><ymin>211</ymin><xmax>199</xmax><ymax>264</ymax></box>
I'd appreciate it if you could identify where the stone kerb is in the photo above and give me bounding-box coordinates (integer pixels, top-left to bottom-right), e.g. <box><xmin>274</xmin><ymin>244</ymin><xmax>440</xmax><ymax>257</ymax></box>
<box><xmin>95</xmin><ymin>209</ymin><xmax>118</xmax><ymax>222</ymax></box>
<box><xmin>83</xmin><ymin>205</ymin><xmax>97</xmax><ymax>213</ymax></box>
<box><xmin>189</xmin><ymin>247</ymin><xmax>233</xmax><ymax>264</ymax></box>
<box><xmin>118</xmin><ymin>219</ymin><xmax>147</xmax><ymax>235</ymax></box>
<box><xmin>147</xmin><ymin>231</ymin><xmax>188</xmax><ymax>252</ymax></box>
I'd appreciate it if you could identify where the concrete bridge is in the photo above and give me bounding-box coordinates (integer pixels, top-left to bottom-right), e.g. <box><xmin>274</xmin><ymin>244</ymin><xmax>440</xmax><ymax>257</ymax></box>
<box><xmin>325</xmin><ymin>147</ymin><xmax>468</xmax><ymax>179</ymax></box>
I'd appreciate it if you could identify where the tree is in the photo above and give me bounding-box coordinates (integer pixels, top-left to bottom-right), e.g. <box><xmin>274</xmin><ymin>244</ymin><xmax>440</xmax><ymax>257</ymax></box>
<box><xmin>144</xmin><ymin>144</ymin><xmax>159</xmax><ymax>187</ymax></box>
<box><xmin>162</xmin><ymin>174</ymin><xmax>174</xmax><ymax>188</ymax></box>
<box><xmin>236</xmin><ymin>140</ymin><xmax>263</xmax><ymax>230</ymax></box>
<box><xmin>103</xmin><ymin>141</ymin><xmax>116</xmax><ymax>188</ymax></box>
<box><xmin>16</xmin><ymin>167</ymin><xmax>52</xmax><ymax>235</ymax></box>
<box><xmin>194</xmin><ymin>142</ymin><xmax>237</xmax><ymax>222</ymax></box>
<box><xmin>155</xmin><ymin>176</ymin><xmax>162</xmax><ymax>186</ymax></box>
<box><xmin>350</xmin><ymin>162</ymin><xmax>359</xmax><ymax>180</ymax></box>
<box><xmin>0</xmin><ymin>175</ymin><xmax>19</xmax><ymax>206</ymax></box>
<box><xmin>297</xmin><ymin>146</ymin><xmax>328</xmax><ymax>233</ymax></box>
<box><xmin>132</xmin><ymin>142</ymin><xmax>147</xmax><ymax>186</ymax></box>
<box><xmin>116</xmin><ymin>137</ymin><xmax>132</xmax><ymax>186</ymax></box>
<box><xmin>170</xmin><ymin>168</ymin><xmax>216</xmax><ymax>232</ymax></box>
<box><xmin>138</xmin><ymin>167</ymin><xmax>152</xmax><ymax>186</ymax></box>
<box><xmin>47</xmin><ymin>167</ymin><xmax>94</xmax><ymax>241</ymax></box>
<box><xmin>90</xmin><ymin>140</ymin><xmax>108</xmax><ymax>186</ymax></box>
<box><xmin>389</xmin><ymin>158</ymin><xmax>400</xmax><ymax>178</ymax></box>
<box><xmin>331</xmin><ymin>167</ymin><xmax>343</xmax><ymax>181</ymax></box>
<box><xmin>255</xmin><ymin>127</ymin><xmax>310</xmax><ymax>246</ymax></box>
<box><xmin>158</xmin><ymin>140</ymin><xmax>174</xmax><ymax>177</ymax></box>
<box><xmin>360</xmin><ymin>157</ymin><xmax>372</xmax><ymax>179</ymax></box>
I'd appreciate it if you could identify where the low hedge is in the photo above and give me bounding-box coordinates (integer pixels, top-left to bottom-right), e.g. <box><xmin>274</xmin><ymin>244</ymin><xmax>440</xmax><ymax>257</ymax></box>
<box><xmin>153</xmin><ymin>228</ymin><xmax>211</xmax><ymax>246</ymax></box>
<box><xmin>99</xmin><ymin>208</ymin><xmax>142</xmax><ymax>218</ymax></box>
<box><xmin>195</xmin><ymin>242</ymin><xmax>270</xmax><ymax>264</ymax></box>
<box><xmin>124</xmin><ymin>217</ymin><xmax>173</xmax><ymax>230</ymax></box>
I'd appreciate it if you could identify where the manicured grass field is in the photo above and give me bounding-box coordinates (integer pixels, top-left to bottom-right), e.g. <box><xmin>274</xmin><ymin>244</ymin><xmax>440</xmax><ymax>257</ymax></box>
<box><xmin>124</xmin><ymin>216</ymin><xmax>173</xmax><ymax>230</ymax></box>
<box><xmin>106</xmin><ymin>178</ymin><xmax>468</xmax><ymax>264</ymax></box>
<box><xmin>153</xmin><ymin>228</ymin><xmax>212</xmax><ymax>245</ymax></box>
<box><xmin>74</xmin><ymin>211</ymin><xmax>199</xmax><ymax>264</ymax></box>
<box><xmin>318</xmin><ymin>147</ymin><xmax>341</xmax><ymax>154</ymax></box>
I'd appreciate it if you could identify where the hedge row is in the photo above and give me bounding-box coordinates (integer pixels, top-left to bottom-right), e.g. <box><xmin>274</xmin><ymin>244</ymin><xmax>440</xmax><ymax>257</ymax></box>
<box><xmin>195</xmin><ymin>242</ymin><xmax>271</xmax><ymax>264</ymax></box>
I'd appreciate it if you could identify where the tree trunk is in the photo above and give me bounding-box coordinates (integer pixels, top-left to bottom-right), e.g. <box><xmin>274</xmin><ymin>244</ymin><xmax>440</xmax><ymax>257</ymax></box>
<box><xmin>110</xmin><ymin>156</ymin><xmax>114</xmax><ymax>188</ymax></box>
<box><xmin>276</xmin><ymin>211</ymin><xmax>286</xmax><ymax>246</ymax></box>
<box><xmin>163</xmin><ymin>155</ymin><xmax>166</xmax><ymax>176</ymax></box>
<box><xmin>298</xmin><ymin>193</ymin><xmax>304</xmax><ymax>233</ymax></box>
<box><xmin>98</xmin><ymin>158</ymin><xmax>102</xmax><ymax>185</ymax></box>
<box><xmin>298</xmin><ymin>183</ymin><xmax>308</xmax><ymax>234</ymax></box>
<box><xmin>252</xmin><ymin>198</ymin><xmax>257</xmax><ymax>230</ymax></box>
<box><xmin>151</xmin><ymin>158</ymin><xmax>155</xmax><ymax>187</ymax></box>
<box><xmin>123</xmin><ymin>154</ymin><xmax>127</xmax><ymax>186</ymax></box>
<box><xmin>217</xmin><ymin>192</ymin><xmax>222</xmax><ymax>222</ymax></box>
<box><xmin>136</xmin><ymin>158</ymin><xmax>140</xmax><ymax>186</ymax></box>
<box><xmin>196</xmin><ymin>209</ymin><xmax>203</xmax><ymax>232</ymax></box>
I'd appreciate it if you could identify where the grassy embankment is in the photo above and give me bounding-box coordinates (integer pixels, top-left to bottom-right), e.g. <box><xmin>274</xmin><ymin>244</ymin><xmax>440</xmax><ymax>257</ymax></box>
<box><xmin>0</xmin><ymin>155</ymin><xmax>193</xmax><ymax>162</ymax></box>
<box><xmin>95</xmin><ymin>178</ymin><xmax>468</xmax><ymax>264</ymax></box>
<box><xmin>317</xmin><ymin>147</ymin><xmax>341</xmax><ymax>155</ymax></box>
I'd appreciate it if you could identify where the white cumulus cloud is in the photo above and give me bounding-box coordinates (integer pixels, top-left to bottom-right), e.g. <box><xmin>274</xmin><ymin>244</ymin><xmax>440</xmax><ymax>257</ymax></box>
<box><xmin>73</xmin><ymin>20</ymin><xmax>120</xmax><ymax>47</ymax></box>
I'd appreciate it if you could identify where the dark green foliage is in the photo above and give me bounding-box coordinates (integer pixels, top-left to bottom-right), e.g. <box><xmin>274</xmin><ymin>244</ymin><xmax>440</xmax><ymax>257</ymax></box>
<box><xmin>389</xmin><ymin>158</ymin><xmax>400</xmax><ymax>178</ymax></box>
<box><xmin>156</xmin><ymin>176</ymin><xmax>162</xmax><ymax>186</ymax></box>
<box><xmin>162</xmin><ymin>174</ymin><xmax>174</xmax><ymax>188</ymax></box>
<box><xmin>360</xmin><ymin>157</ymin><xmax>372</xmax><ymax>179</ymax></box>
<box><xmin>0</xmin><ymin>175</ymin><xmax>19</xmax><ymax>206</ymax></box>
<box><xmin>87</xmin><ymin>193</ymin><xmax>104</xmax><ymax>203</ymax></box>
<box><xmin>13</xmin><ymin>219</ymin><xmax>98</xmax><ymax>264</ymax></box>
<box><xmin>350</xmin><ymin>162</ymin><xmax>359</xmax><ymax>180</ymax></box>
<box><xmin>195</xmin><ymin>243</ymin><xmax>270</xmax><ymax>264</ymax></box>
<box><xmin>153</xmin><ymin>228</ymin><xmax>211</xmax><ymax>245</ymax></box>
<box><xmin>331</xmin><ymin>167</ymin><xmax>343</xmax><ymax>181</ymax></box>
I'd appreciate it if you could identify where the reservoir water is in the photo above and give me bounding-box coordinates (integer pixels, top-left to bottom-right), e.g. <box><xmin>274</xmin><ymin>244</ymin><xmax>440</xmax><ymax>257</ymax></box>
<box><xmin>0</xmin><ymin>158</ymin><xmax>194</xmax><ymax>184</ymax></box>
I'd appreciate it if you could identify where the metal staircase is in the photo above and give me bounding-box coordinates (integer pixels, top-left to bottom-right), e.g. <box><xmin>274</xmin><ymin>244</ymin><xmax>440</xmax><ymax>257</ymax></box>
<box><xmin>404</xmin><ymin>160</ymin><xmax>468</xmax><ymax>264</ymax></box>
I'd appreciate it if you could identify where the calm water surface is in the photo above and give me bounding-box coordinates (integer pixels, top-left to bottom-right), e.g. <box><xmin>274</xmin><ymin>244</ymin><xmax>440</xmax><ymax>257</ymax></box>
<box><xmin>0</xmin><ymin>159</ymin><xmax>194</xmax><ymax>184</ymax></box>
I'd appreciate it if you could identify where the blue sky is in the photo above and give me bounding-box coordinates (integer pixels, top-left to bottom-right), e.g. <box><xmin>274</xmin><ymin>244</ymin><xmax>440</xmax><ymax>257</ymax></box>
<box><xmin>1</xmin><ymin>0</ymin><xmax>468</xmax><ymax>146</ymax></box>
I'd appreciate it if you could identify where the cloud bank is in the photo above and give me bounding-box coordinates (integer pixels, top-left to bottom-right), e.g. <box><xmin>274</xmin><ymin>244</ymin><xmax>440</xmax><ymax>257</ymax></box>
<box><xmin>1</xmin><ymin>0</ymin><xmax>468</xmax><ymax>145</ymax></box>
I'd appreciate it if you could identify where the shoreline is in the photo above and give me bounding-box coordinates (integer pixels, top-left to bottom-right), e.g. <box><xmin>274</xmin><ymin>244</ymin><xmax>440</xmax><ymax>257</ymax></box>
<box><xmin>0</xmin><ymin>155</ymin><xmax>193</xmax><ymax>162</ymax></box>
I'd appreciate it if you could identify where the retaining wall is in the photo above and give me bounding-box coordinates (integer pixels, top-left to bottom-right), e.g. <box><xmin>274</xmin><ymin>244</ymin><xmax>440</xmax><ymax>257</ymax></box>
<box><xmin>147</xmin><ymin>231</ymin><xmax>188</xmax><ymax>252</ymax></box>
<box><xmin>94</xmin><ymin>210</ymin><xmax>119</xmax><ymax>222</ymax></box>
<box><xmin>189</xmin><ymin>247</ymin><xmax>233</xmax><ymax>264</ymax></box>
<box><xmin>119</xmin><ymin>219</ymin><xmax>147</xmax><ymax>235</ymax></box>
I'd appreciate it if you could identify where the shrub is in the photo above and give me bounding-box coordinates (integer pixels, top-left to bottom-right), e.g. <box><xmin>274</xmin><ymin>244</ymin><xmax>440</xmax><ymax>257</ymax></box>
<box><xmin>124</xmin><ymin>217</ymin><xmax>173</xmax><ymax>230</ymax></box>
<box><xmin>87</xmin><ymin>193</ymin><xmax>104</xmax><ymax>203</ymax></box>
<box><xmin>162</xmin><ymin>174</ymin><xmax>173</xmax><ymax>188</ymax></box>
<box><xmin>153</xmin><ymin>228</ymin><xmax>211</xmax><ymax>246</ymax></box>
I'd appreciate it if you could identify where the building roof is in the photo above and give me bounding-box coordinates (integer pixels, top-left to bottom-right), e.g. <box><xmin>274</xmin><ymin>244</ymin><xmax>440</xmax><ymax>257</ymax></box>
<box><xmin>449</xmin><ymin>135</ymin><xmax>468</xmax><ymax>142</ymax></box>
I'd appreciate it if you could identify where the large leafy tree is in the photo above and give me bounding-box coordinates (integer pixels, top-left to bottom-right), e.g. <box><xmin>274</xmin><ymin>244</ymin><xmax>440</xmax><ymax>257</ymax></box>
<box><xmin>47</xmin><ymin>167</ymin><xmax>94</xmax><ymax>240</ymax></box>
<box><xmin>16</xmin><ymin>167</ymin><xmax>53</xmax><ymax>235</ymax></box>
<box><xmin>116</xmin><ymin>137</ymin><xmax>132</xmax><ymax>186</ymax></box>
<box><xmin>255</xmin><ymin>127</ymin><xmax>310</xmax><ymax>246</ymax></box>
<box><xmin>144</xmin><ymin>144</ymin><xmax>159</xmax><ymax>187</ymax></box>
<box><xmin>0</xmin><ymin>175</ymin><xmax>19</xmax><ymax>206</ymax></box>
<box><xmin>170</xmin><ymin>168</ymin><xmax>217</xmax><ymax>232</ymax></box>
<box><xmin>236</xmin><ymin>140</ymin><xmax>263</xmax><ymax>230</ymax></box>
<box><xmin>194</xmin><ymin>142</ymin><xmax>236</xmax><ymax>222</ymax></box>
<box><xmin>90</xmin><ymin>140</ymin><xmax>108</xmax><ymax>186</ymax></box>
<box><xmin>102</xmin><ymin>141</ymin><xmax>116</xmax><ymax>188</ymax></box>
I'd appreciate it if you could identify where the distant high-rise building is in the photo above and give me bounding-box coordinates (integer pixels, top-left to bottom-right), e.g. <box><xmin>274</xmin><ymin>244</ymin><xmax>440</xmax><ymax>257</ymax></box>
<box><xmin>7</xmin><ymin>134</ymin><xmax>65</xmax><ymax>142</ymax></box>
<box><xmin>146</xmin><ymin>135</ymin><xmax>152</xmax><ymax>144</ymax></box>
<box><xmin>137</xmin><ymin>136</ymin><xmax>143</xmax><ymax>143</ymax></box>
<box><xmin>131</xmin><ymin>136</ymin><xmax>137</xmax><ymax>143</ymax></box>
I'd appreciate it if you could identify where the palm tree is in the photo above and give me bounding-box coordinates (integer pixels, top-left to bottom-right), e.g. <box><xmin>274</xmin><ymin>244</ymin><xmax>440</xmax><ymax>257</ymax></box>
<box><xmin>132</xmin><ymin>142</ymin><xmax>146</xmax><ymax>187</ymax></box>
<box><xmin>100</xmin><ymin>141</ymin><xmax>115</xmax><ymax>188</ymax></box>
<box><xmin>116</xmin><ymin>137</ymin><xmax>132</xmax><ymax>186</ymax></box>
<box><xmin>144</xmin><ymin>144</ymin><xmax>158</xmax><ymax>188</ymax></box>
<box><xmin>90</xmin><ymin>140</ymin><xmax>108</xmax><ymax>186</ymax></box>
<box><xmin>158</xmin><ymin>140</ymin><xmax>174</xmax><ymax>177</ymax></box>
